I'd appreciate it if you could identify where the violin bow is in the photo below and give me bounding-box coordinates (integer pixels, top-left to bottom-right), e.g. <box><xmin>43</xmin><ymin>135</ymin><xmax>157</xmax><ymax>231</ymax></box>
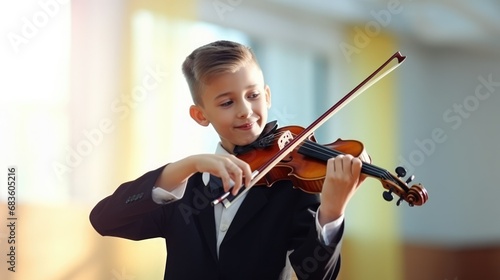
<box><xmin>212</xmin><ymin>51</ymin><xmax>407</xmax><ymax>208</ymax></box>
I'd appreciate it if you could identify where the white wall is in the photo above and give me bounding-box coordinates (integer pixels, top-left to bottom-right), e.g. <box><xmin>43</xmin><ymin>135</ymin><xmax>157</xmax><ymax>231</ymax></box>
<box><xmin>398</xmin><ymin>39</ymin><xmax>500</xmax><ymax>247</ymax></box>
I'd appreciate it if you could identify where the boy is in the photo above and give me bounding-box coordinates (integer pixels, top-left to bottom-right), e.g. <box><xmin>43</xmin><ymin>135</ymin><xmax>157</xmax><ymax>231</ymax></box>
<box><xmin>90</xmin><ymin>40</ymin><xmax>367</xmax><ymax>279</ymax></box>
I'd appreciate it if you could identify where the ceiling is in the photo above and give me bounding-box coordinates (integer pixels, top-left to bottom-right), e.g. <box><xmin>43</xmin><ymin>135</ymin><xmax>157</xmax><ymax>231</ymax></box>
<box><xmin>269</xmin><ymin>0</ymin><xmax>500</xmax><ymax>48</ymax></box>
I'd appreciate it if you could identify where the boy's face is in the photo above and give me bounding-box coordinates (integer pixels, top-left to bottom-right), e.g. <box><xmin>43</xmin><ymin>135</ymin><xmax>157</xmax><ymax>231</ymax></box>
<box><xmin>190</xmin><ymin>62</ymin><xmax>271</xmax><ymax>153</ymax></box>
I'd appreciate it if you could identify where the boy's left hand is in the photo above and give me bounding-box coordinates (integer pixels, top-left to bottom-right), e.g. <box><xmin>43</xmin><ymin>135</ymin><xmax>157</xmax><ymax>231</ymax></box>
<box><xmin>318</xmin><ymin>151</ymin><xmax>370</xmax><ymax>226</ymax></box>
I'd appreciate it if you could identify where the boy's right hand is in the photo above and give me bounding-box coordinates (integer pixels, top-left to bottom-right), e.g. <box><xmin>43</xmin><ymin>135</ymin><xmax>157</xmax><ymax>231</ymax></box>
<box><xmin>192</xmin><ymin>154</ymin><xmax>253</xmax><ymax>195</ymax></box>
<box><xmin>156</xmin><ymin>154</ymin><xmax>253</xmax><ymax>196</ymax></box>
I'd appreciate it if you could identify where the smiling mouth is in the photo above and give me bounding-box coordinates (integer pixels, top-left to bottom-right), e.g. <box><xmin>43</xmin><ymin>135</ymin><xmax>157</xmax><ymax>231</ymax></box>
<box><xmin>235</xmin><ymin>122</ymin><xmax>254</xmax><ymax>130</ymax></box>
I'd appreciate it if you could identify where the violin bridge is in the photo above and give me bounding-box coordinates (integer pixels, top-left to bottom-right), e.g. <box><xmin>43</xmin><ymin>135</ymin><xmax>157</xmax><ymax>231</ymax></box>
<box><xmin>278</xmin><ymin>130</ymin><xmax>293</xmax><ymax>150</ymax></box>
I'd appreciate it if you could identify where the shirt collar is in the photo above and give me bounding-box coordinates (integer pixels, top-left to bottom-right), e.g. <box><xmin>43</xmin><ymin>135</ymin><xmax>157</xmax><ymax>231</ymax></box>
<box><xmin>215</xmin><ymin>143</ymin><xmax>231</xmax><ymax>155</ymax></box>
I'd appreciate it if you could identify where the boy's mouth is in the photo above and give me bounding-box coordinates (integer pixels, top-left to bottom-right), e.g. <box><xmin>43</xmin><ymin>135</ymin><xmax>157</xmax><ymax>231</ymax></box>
<box><xmin>235</xmin><ymin>122</ymin><xmax>254</xmax><ymax>130</ymax></box>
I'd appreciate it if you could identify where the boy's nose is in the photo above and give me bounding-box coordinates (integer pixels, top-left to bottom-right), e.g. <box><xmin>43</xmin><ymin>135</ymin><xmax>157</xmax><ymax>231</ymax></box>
<box><xmin>237</xmin><ymin>101</ymin><xmax>252</xmax><ymax>118</ymax></box>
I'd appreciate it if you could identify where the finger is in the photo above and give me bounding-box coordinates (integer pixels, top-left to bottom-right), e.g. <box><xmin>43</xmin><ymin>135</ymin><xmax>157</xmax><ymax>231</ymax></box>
<box><xmin>219</xmin><ymin>169</ymin><xmax>232</xmax><ymax>193</ymax></box>
<box><xmin>326</xmin><ymin>157</ymin><xmax>335</xmax><ymax>173</ymax></box>
<box><xmin>232</xmin><ymin>157</ymin><xmax>252</xmax><ymax>190</ymax></box>
<box><xmin>333</xmin><ymin>154</ymin><xmax>345</xmax><ymax>172</ymax></box>
<box><xmin>232</xmin><ymin>159</ymin><xmax>251</xmax><ymax>195</ymax></box>
<box><xmin>231</xmin><ymin>180</ymin><xmax>241</xmax><ymax>195</ymax></box>
<box><xmin>243</xmin><ymin>160</ymin><xmax>253</xmax><ymax>188</ymax></box>
<box><xmin>351</xmin><ymin>157</ymin><xmax>367</xmax><ymax>187</ymax></box>
<box><xmin>342</xmin><ymin>154</ymin><xmax>354</xmax><ymax>173</ymax></box>
<box><xmin>228</xmin><ymin>164</ymin><xmax>243</xmax><ymax>195</ymax></box>
<box><xmin>351</xmin><ymin>157</ymin><xmax>362</xmax><ymax>177</ymax></box>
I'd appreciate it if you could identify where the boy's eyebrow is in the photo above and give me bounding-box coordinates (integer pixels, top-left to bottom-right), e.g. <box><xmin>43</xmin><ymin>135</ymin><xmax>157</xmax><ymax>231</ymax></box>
<box><xmin>213</xmin><ymin>84</ymin><xmax>260</xmax><ymax>101</ymax></box>
<box><xmin>213</xmin><ymin>92</ymin><xmax>232</xmax><ymax>101</ymax></box>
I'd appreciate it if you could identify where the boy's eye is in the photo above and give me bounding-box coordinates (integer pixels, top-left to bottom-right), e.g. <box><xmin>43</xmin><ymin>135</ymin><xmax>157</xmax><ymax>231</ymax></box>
<box><xmin>220</xmin><ymin>100</ymin><xmax>233</xmax><ymax>107</ymax></box>
<box><xmin>248</xmin><ymin>92</ymin><xmax>260</xmax><ymax>99</ymax></box>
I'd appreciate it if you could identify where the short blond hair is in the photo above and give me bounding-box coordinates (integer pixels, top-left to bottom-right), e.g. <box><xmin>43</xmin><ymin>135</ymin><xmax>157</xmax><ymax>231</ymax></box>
<box><xmin>182</xmin><ymin>40</ymin><xmax>260</xmax><ymax>106</ymax></box>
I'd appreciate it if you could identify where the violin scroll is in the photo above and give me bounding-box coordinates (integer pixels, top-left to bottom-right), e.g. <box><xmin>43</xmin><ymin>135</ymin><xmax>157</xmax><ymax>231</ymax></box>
<box><xmin>379</xmin><ymin>166</ymin><xmax>428</xmax><ymax>207</ymax></box>
<box><xmin>406</xmin><ymin>184</ymin><xmax>428</xmax><ymax>206</ymax></box>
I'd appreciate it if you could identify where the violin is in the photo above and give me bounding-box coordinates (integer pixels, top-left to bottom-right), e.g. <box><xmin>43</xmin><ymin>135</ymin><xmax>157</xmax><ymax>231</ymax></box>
<box><xmin>211</xmin><ymin>51</ymin><xmax>428</xmax><ymax>208</ymax></box>
<box><xmin>233</xmin><ymin>125</ymin><xmax>427</xmax><ymax>207</ymax></box>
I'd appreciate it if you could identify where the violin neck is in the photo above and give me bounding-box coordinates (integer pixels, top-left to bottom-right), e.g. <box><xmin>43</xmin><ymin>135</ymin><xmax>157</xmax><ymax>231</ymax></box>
<box><xmin>297</xmin><ymin>140</ymin><xmax>390</xmax><ymax>180</ymax></box>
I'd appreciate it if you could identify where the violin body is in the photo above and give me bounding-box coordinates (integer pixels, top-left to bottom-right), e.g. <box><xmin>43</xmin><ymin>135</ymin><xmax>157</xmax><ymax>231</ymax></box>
<box><xmin>237</xmin><ymin>126</ymin><xmax>364</xmax><ymax>193</ymax></box>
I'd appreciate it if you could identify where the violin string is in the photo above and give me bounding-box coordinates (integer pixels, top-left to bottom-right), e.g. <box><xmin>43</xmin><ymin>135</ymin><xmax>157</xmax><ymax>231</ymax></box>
<box><xmin>286</xmin><ymin>134</ymin><xmax>399</xmax><ymax>185</ymax></box>
<box><xmin>257</xmin><ymin>130</ymin><xmax>399</xmax><ymax>185</ymax></box>
<box><xmin>298</xmin><ymin>141</ymin><xmax>412</xmax><ymax>192</ymax></box>
<box><xmin>264</xmin><ymin>132</ymin><xmax>388</xmax><ymax>177</ymax></box>
<box><xmin>306</xmin><ymin>142</ymin><xmax>391</xmax><ymax>177</ymax></box>
<box><xmin>299</xmin><ymin>141</ymin><xmax>391</xmax><ymax>179</ymax></box>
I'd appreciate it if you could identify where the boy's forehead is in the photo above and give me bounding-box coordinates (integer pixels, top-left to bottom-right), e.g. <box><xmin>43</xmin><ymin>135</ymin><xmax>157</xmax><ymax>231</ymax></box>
<box><xmin>204</xmin><ymin>62</ymin><xmax>264</xmax><ymax>87</ymax></box>
<box><xmin>198</xmin><ymin>63</ymin><xmax>264</xmax><ymax>103</ymax></box>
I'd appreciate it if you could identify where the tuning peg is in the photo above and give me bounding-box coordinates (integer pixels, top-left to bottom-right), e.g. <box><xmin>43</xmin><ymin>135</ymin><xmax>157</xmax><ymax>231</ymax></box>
<box><xmin>396</xmin><ymin>197</ymin><xmax>404</xmax><ymax>206</ymax></box>
<box><xmin>395</xmin><ymin>166</ymin><xmax>407</xmax><ymax>178</ymax></box>
<box><xmin>405</xmin><ymin>175</ymin><xmax>415</xmax><ymax>184</ymax></box>
<box><xmin>383</xmin><ymin>189</ymin><xmax>394</xmax><ymax>202</ymax></box>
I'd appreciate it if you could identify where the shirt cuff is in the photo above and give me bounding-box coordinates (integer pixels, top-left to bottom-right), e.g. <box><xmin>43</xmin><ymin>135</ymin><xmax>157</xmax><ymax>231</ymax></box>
<box><xmin>316</xmin><ymin>212</ymin><xmax>344</xmax><ymax>246</ymax></box>
<box><xmin>151</xmin><ymin>181</ymin><xmax>187</xmax><ymax>204</ymax></box>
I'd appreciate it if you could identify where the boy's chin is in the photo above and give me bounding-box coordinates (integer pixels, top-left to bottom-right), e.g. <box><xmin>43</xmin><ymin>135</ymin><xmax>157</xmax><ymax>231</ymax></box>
<box><xmin>237</xmin><ymin>138</ymin><xmax>258</xmax><ymax>147</ymax></box>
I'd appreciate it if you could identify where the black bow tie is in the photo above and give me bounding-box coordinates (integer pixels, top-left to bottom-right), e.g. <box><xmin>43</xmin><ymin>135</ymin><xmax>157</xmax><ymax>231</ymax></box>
<box><xmin>233</xmin><ymin>121</ymin><xmax>278</xmax><ymax>155</ymax></box>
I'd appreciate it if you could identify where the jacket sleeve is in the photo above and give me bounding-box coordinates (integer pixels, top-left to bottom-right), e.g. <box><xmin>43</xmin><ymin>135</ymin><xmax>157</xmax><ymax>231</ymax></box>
<box><xmin>89</xmin><ymin>165</ymin><xmax>172</xmax><ymax>240</ymax></box>
<box><xmin>289</xmin><ymin>192</ymin><xmax>344</xmax><ymax>280</ymax></box>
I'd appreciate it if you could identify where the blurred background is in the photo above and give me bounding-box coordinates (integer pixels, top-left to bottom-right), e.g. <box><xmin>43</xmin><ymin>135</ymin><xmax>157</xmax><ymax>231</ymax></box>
<box><xmin>1</xmin><ymin>0</ymin><xmax>500</xmax><ymax>279</ymax></box>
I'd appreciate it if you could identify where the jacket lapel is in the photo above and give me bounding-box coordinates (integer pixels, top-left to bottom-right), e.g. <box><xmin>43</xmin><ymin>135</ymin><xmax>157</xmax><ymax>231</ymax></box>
<box><xmin>192</xmin><ymin>174</ymin><xmax>270</xmax><ymax>259</ymax></box>
<box><xmin>222</xmin><ymin>186</ymin><xmax>269</xmax><ymax>242</ymax></box>
<box><xmin>192</xmin><ymin>177</ymin><xmax>218</xmax><ymax>262</ymax></box>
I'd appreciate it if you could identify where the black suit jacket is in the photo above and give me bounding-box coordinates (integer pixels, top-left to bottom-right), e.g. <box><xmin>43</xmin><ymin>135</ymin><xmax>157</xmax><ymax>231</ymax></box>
<box><xmin>90</xmin><ymin>166</ymin><xmax>343</xmax><ymax>280</ymax></box>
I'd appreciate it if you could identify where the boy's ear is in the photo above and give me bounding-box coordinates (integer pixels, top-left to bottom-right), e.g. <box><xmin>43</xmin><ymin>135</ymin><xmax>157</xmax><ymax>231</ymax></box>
<box><xmin>265</xmin><ymin>85</ymin><xmax>272</xmax><ymax>109</ymax></box>
<box><xmin>189</xmin><ymin>105</ymin><xmax>210</xmax><ymax>126</ymax></box>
